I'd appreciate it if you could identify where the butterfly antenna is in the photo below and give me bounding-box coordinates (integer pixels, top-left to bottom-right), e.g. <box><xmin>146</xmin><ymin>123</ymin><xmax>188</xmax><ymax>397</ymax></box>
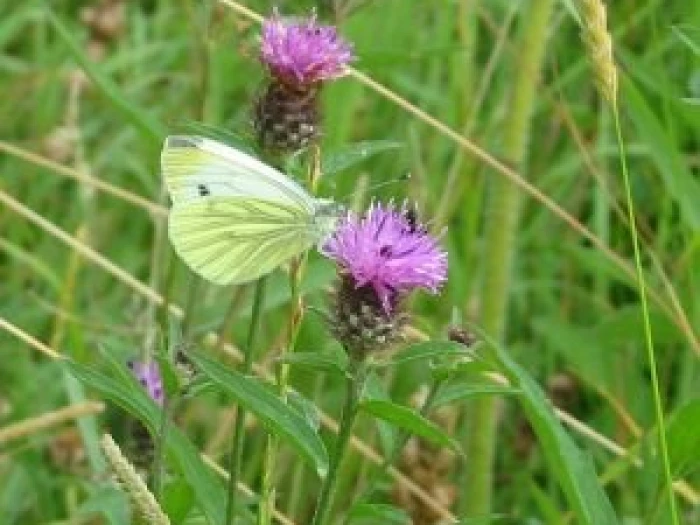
<box><xmin>337</xmin><ymin>172</ymin><xmax>411</xmax><ymax>202</ymax></box>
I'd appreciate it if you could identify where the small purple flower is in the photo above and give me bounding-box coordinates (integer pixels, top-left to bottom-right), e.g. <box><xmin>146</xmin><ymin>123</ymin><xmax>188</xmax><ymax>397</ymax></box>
<box><xmin>324</xmin><ymin>203</ymin><xmax>447</xmax><ymax>313</ymax></box>
<box><xmin>260</xmin><ymin>13</ymin><xmax>354</xmax><ymax>86</ymax></box>
<box><xmin>128</xmin><ymin>360</ymin><xmax>164</xmax><ymax>406</ymax></box>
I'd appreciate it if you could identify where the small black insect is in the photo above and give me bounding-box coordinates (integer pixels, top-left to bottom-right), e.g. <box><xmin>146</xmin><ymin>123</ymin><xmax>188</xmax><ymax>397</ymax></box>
<box><xmin>197</xmin><ymin>184</ymin><xmax>210</xmax><ymax>197</ymax></box>
<box><xmin>404</xmin><ymin>207</ymin><xmax>418</xmax><ymax>232</ymax></box>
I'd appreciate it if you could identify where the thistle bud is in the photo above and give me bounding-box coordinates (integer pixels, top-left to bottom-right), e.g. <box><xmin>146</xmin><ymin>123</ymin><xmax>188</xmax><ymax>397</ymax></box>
<box><xmin>254</xmin><ymin>12</ymin><xmax>354</xmax><ymax>153</ymax></box>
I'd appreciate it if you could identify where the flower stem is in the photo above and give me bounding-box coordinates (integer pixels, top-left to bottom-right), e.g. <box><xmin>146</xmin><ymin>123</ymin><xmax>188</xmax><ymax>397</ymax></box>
<box><xmin>461</xmin><ymin>0</ymin><xmax>554</xmax><ymax>519</ymax></box>
<box><xmin>258</xmin><ymin>258</ymin><xmax>303</xmax><ymax>525</ymax></box>
<box><xmin>225</xmin><ymin>277</ymin><xmax>267</xmax><ymax>525</ymax></box>
<box><xmin>151</xmin><ymin>395</ymin><xmax>171</xmax><ymax>500</ymax></box>
<box><xmin>310</xmin><ymin>359</ymin><xmax>368</xmax><ymax>525</ymax></box>
<box><xmin>611</xmin><ymin>102</ymin><xmax>679</xmax><ymax>524</ymax></box>
<box><xmin>258</xmin><ymin>147</ymin><xmax>321</xmax><ymax>525</ymax></box>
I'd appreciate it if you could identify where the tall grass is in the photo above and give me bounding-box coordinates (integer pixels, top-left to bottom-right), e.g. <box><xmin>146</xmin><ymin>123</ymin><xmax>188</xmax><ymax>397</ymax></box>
<box><xmin>1</xmin><ymin>1</ymin><xmax>699</xmax><ymax>524</ymax></box>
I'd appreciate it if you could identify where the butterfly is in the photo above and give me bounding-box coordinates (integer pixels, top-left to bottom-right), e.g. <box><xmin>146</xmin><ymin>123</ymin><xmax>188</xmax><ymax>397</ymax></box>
<box><xmin>162</xmin><ymin>136</ymin><xmax>343</xmax><ymax>285</ymax></box>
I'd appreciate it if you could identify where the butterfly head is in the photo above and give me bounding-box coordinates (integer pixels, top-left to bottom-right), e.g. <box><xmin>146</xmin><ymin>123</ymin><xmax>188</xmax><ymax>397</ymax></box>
<box><xmin>313</xmin><ymin>199</ymin><xmax>346</xmax><ymax>239</ymax></box>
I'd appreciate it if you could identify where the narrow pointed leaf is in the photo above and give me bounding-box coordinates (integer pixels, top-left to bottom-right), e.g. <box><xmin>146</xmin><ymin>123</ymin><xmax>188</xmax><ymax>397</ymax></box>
<box><xmin>484</xmin><ymin>332</ymin><xmax>620</xmax><ymax>525</ymax></box>
<box><xmin>188</xmin><ymin>352</ymin><xmax>329</xmax><ymax>477</ymax></box>
<box><xmin>379</xmin><ymin>340</ymin><xmax>471</xmax><ymax>366</ymax></box>
<box><xmin>360</xmin><ymin>399</ymin><xmax>459</xmax><ymax>452</ymax></box>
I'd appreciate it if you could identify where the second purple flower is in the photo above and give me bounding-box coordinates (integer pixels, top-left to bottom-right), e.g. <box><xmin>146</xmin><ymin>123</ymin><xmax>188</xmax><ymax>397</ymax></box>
<box><xmin>324</xmin><ymin>203</ymin><xmax>447</xmax><ymax>355</ymax></box>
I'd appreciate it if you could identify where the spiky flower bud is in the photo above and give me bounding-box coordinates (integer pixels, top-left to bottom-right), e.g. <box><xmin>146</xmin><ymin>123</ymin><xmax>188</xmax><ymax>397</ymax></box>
<box><xmin>324</xmin><ymin>203</ymin><xmax>447</xmax><ymax>357</ymax></box>
<box><xmin>331</xmin><ymin>274</ymin><xmax>408</xmax><ymax>357</ymax></box>
<box><xmin>254</xmin><ymin>81</ymin><xmax>321</xmax><ymax>153</ymax></box>
<box><xmin>254</xmin><ymin>12</ymin><xmax>354</xmax><ymax>153</ymax></box>
<box><xmin>580</xmin><ymin>0</ymin><xmax>618</xmax><ymax>104</ymax></box>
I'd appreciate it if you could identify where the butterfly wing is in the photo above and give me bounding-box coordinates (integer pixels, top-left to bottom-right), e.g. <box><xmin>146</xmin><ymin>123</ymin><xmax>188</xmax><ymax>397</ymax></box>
<box><xmin>161</xmin><ymin>135</ymin><xmax>314</xmax><ymax>209</ymax></box>
<box><xmin>169</xmin><ymin>197</ymin><xmax>316</xmax><ymax>285</ymax></box>
<box><xmin>162</xmin><ymin>136</ymin><xmax>319</xmax><ymax>285</ymax></box>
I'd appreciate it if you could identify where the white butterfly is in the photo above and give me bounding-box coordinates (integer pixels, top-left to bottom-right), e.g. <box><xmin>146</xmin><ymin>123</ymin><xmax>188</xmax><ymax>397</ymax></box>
<box><xmin>162</xmin><ymin>136</ymin><xmax>342</xmax><ymax>285</ymax></box>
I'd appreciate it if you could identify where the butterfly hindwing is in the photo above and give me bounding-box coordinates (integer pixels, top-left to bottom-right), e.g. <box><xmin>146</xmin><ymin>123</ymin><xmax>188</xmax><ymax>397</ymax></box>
<box><xmin>168</xmin><ymin>197</ymin><xmax>316</xmax><ymax>285</ymax></box>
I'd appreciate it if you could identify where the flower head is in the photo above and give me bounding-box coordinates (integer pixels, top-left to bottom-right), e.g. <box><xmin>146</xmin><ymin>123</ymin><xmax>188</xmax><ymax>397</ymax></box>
<box><xmin>128</xmin><ymin>360</ymin><xmax>164</xmax><ymax>406</ymax></box>
<box><xmin>324</xmin><ymin>203</ymin><xmax>447</xmax><ymax>313</ymax></box>
<box><xmin>260</xmin><ymin>13</ymin><xmax>354</xmax><ymax>86</ymax></box>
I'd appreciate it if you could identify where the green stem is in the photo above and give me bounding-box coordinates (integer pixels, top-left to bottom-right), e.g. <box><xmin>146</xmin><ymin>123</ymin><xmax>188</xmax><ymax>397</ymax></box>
<box><xmin>225</xmin><ymin>278</ymin><xmax>267</xmax><ymax>525</ymax></box>
<box><xmin>258</xmin><ymin>260</ymin><xmax>303</xmax><ymax>525</ymax></box>
<box><xmin>462</xmin><ymin>0</ymin><xmax>554</xmax><ymax>520</ymax></box>
<box><xmin>258</xmin><ymin>147</ymin><xmax>320</xmax><ymax>524</ymax></box>
<box><xmin>151</xmin><ymin>396</ymin><xmax>172</xmax><ymax>500</ymax></box>
<box><xmin>287</xmin><ymin>373</ymin><xmax>327</xmax><ymax>517</ymax></box>
<box><xmin>310</xmin><ymin>360</ymin><xmax>368</xmax><ymax>525</ymax></box>
<box><xmin>611</xmin><ymin>103</ymin><xmax>679</xmax><ymax>524</ymax></box>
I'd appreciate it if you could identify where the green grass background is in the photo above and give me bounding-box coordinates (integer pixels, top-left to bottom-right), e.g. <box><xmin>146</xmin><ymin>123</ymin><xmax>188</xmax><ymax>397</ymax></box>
<box><xmin>1</xmin><ymin>0</ymin><xmax>700</xmax><ymax>523</ymax></box>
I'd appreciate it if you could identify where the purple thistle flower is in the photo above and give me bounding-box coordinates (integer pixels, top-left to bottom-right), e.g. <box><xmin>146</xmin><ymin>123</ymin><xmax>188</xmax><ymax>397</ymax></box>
<box><xmin>128</xmin><ymin>360</ymin><xmax>164</xmax><ymax>406</ymax></box>
<box><xmin>260</xmin><ymin>13</ymin><xmax>355</xmax><ymax>86</ymax></box>
<box><xmin>324</xmin><ymin>203</ymin><xmax>448</xmax><ymax>313</ymax></box>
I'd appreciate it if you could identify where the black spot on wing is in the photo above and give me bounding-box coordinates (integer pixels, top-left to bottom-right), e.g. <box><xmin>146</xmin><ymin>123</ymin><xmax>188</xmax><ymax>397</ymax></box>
<box><xmin>197</xmin><ymin>184</ymin><xmax>210</xmax><ymax>197</ymax></box>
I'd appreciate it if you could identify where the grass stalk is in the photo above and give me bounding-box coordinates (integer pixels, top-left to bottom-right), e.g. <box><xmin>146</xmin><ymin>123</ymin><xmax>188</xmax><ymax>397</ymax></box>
<box><xmin>100</xmin><ymin>434</ymin><xmax>171</xmax><ymax>525</ymax></box>
<box><xmin>581</xmin><ymin>0</ymin><xmax>678</xmax><ymax>519</ymax></box>
<box><xmin>462</xmin><ymin>0</ymin><xmax>555</xmax><ymax>519</ymax></box>
<box><xmin>0</xmin><ymin>401</ymin><xmax>104</xmax><ymax>445</ymax></box>
<box><xmin>225</xmin><ymin>277</ymin><xmax>268</xmax><ymax>525</ymax></box>
<box><xmin>611</xmin><ymin>103</ymin><xmax>679</xmax><ymax>523</ymax></box>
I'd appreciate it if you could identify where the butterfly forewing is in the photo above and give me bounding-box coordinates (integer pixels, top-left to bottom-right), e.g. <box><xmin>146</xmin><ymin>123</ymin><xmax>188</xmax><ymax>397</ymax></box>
<box><xmin>162</xmin><ymin>136</ymin><xmax>314</xmax><ymax>210</ymax></box>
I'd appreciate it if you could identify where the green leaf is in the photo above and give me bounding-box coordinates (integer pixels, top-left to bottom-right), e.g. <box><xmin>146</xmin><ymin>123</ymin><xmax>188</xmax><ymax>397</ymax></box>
<box><xmin>364</xmin><ymin>371</ymin><xmax>396</xmax><ymax>456</ymax></box>
<box><xmin>288</xmin><ymin>390</ymin><xmax>321</xmax><ymax>432</ymax></box>
<box><xmin>666</xmin><ymin>400</ymin><xmax>700</xmax><ymax>477</ymax></box>
<box><xmin>320</xmin><ymin>140</ymin><xmax>403</xmax><ymax>177</ymax></box>
<box><xmin>278</xmin><ymin>351</ymin><xmax>347</xmax><ymax>376</ymax></box>
<box><xmin>347</xmin><ymin>503</ymin><xmax>411</xmax><ymax>524</ymax></box>
<box><xmin>378</xmin><ymin>340</ymin><xmax>470</xmax><ymax>367</ymax></box>
<box><xmin>359</xmin><ymin>399</ymin><xmax>459</xmax><ymax>452</ymax></box>
<box><xmin>161</xmin><ymin>481</ymin><xmax>194</xmax><ymax>525</ymax></box>
<box><xmin>47</xmin><ymin>11</ymin><xmax>165</xmax><ymax>145</ymax></box>
<box><xmin>430</xmin><ymin>381</ymin><xmax>520</xmax><ymax>408</ymax></box>
<box><xmin>188</xmin><ymin>352</ymin><xmax>329</xmax><ymax>477</ymax></box>
<box><xmin>63</xmin><ymin>359</ymin><xmax>226</xmax><ymax>525</ymax></box>
<box><xmin>483</xmin><ymin>332</ymin><xmax>620</xmax><ymax>525</ymax></box>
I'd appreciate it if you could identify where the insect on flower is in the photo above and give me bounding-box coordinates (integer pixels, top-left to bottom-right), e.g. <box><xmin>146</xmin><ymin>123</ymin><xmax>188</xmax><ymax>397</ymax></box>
<box><xmin>323</xmin><ymin>202</ymin><xmax>447</xmax><ymax>355</ymax></box>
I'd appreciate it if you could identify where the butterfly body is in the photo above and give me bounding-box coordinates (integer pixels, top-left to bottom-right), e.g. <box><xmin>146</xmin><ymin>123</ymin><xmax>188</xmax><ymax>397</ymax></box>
<box><xmin>162</xmin><ymin>136</ymin><xmax>341</xmax><ymax>285</ymax></box>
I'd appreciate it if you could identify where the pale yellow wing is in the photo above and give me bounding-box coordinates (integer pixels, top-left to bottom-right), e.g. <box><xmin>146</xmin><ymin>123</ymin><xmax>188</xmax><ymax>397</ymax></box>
<box><xmin>161</xmin><ymin>135</ymin><xmax>314</xmax><ymax>210</ymax></box>
<box><xmin>168</xmin><ymin>197</ymin><xmax>316</xmax><ymax>285</ymax></box>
